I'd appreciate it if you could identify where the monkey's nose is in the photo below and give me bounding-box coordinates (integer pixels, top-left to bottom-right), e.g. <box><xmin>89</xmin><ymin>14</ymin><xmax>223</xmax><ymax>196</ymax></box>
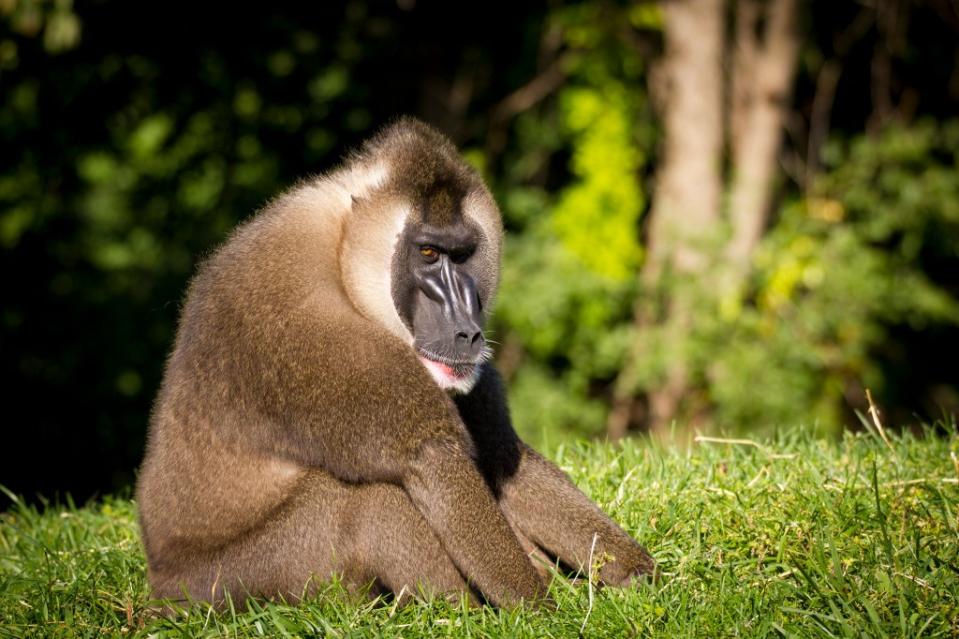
<box><xmin>454</xmin><ymin>328</ymin><xmax>485</xmax><ymax>358</ymax></box>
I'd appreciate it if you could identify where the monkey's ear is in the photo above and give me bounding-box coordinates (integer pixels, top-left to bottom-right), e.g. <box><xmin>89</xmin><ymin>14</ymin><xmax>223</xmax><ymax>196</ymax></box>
<box><xmin>350</xmin><ymin>195</ymin><xmax>366</xmax><ymax>210</ymax></box>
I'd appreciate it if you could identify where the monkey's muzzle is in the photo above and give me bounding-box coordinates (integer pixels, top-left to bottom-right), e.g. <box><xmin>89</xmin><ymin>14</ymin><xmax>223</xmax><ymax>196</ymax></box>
<box><xmin>412</xmin><ymin>254</ymin><xmax>487</xmax><ymax>393</ymax></box>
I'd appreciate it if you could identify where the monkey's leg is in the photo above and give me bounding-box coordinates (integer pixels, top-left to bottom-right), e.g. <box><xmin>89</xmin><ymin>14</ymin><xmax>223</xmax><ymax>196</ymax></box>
<box><xmin>353</xmin><ymin>482</ymin><xmax>473</xmax><ymax>604</ymax></box>
<box><xmin>149</xmin><ymin>470</ymin><xmax>469</xmax><ymax>606</ymax></box>
<box><xmin>508</xmin><ymin>519</ymin><xmax>554</xmax><ymax>582</ymax></box>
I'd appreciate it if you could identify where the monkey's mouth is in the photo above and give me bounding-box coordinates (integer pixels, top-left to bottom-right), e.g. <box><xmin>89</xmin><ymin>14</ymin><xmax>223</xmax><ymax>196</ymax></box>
<box><xmin>418</xmin><ymin>354</ymin><xmax>476</xmax><ymax>380</ymax></box>
<box><xmin>417</xmin><ymin>351</ymin><xmax>481</xmax><ymax>393</ymax></box>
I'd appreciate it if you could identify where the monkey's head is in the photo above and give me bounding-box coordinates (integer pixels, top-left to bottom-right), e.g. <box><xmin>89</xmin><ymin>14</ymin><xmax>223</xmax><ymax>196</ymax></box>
<box><xmin>340</xmin><ymin>118</ymin><xmax>503</xmax><ymax>395</ymax></box>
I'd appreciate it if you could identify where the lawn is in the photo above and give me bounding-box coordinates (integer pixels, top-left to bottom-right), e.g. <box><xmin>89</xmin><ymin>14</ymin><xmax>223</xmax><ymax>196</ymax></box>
<box><xmin>1</xmin><ymin>426</ymin><xmax>957</xmax><ymax>638</ymax></box>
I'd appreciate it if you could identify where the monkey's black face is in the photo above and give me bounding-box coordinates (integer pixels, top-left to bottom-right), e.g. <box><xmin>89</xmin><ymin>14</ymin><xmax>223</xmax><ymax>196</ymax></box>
<box><xmin>392</xmin><ymin>219</ymin><xmax>489</xmax><ymax>394</ymax></box>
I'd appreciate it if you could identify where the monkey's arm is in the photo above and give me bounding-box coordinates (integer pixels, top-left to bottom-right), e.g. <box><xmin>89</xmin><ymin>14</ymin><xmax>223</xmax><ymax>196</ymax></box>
<box><xmin>456</xmin><ymin>365</ymin><xmax>655</xmax><ymax>585</ymax></box>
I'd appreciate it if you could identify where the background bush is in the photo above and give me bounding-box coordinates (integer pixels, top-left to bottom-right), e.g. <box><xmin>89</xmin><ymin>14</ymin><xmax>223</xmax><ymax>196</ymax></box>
<box><xmin>1</xmin><ymin>0</ymin><xmax>957</xmax><ymax>500</ymax></box>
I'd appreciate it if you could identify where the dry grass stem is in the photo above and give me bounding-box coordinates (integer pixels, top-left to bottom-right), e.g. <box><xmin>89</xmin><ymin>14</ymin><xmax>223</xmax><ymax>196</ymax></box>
<box><xmin>865</xmin><ymin>389</ymin><xmax>896</xmax><ymax>454</ymax></box>
<box><xmin>579</xmin><ymin>533</ymin><xmax>599</xmax><ymax>635</ymax></box>
<box><xmin>694</xmin><ymin>435</ymin><xmax>797</xmax><ymax>459</ymax></box>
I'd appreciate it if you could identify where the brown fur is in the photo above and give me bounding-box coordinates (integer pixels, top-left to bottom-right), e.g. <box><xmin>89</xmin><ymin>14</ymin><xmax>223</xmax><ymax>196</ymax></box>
<box><xmin>136</xmin><ymin>118</ymin><xmax>653</xmax><ymax>609</ymax></box>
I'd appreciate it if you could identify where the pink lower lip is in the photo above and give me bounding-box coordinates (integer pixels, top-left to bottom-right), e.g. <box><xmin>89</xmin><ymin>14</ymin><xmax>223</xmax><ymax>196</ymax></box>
<box><xmin>419</xmin><ymin>356</ymin><xmax>467</xmax><ymax>379</ymax></box>
<box><xmin>432</xmin><ymin>360</ymin><xmax>455</xmax><ymax>377</ymax></box>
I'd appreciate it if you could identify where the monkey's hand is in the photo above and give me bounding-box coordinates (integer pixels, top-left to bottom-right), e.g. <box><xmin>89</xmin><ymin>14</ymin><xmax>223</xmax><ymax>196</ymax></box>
<box><xmin>499</xmin><ymin>446</ymin><xmax>656</xmax><ymax>588</ymax></box>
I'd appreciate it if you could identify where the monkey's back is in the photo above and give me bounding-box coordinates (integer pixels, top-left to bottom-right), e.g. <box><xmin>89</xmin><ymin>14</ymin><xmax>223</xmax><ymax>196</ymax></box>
<box><xmin>136</xmin><ymin>177</ymin><xmax>360</xmax><ymax>568</ymax></box>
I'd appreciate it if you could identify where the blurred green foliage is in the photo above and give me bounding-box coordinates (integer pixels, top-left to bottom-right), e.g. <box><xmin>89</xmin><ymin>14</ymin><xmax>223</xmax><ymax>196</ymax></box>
<box><xmin>489</xmin><ymin>3</ymin><xmax>959</xmax><ymax>445</ymax></box>
<box><xmin>712</xmin><ymin>122</ymin><xmax>959</xmax><ymax>432</ymax></box>
<box><xmin>492</xmin><ymin>3</ymin><xmax>655</xmax><ymax>446</ymax></box>
<box><xmin>0</xmin><ymin>0</ymin><xmax>81</xmax><ymax>54</ymax></box>
<box><xmin>501</xmin><ymin>114</ymin><xmax>959</xmax><ymax>445</ymax></box>
<box><xmin>1</xmin><ymin>1</ymin><xmax>957</xmax><ymax>499</ymax></box>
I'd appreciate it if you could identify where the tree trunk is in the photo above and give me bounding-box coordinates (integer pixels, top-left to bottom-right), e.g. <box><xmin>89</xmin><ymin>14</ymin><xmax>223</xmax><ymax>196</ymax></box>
<box><xmin>607</xmin><ymin>0</ymin><xmax>725</xmax><ymax>439</ymax></box>
<box><xmin>608</xmin><ymin>0</ymin><xmax>799</xmax><ymax>439</ymax></box>
<box><xmin>643</xmin><ymin>0</ymin><xmax>725</xmax><ymax>280</ymax></box>
<box><xmin>726</xmin><ymin>0</ymin><xmax>799</xmax><ymax>277</ymax></box>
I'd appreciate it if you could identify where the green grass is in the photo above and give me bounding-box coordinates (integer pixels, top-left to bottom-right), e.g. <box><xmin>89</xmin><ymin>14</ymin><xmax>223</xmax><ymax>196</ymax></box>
<box><xmin>2</xmin><ymin>428</ymin><xmax>958</xmax><ymax>638</ymax></box>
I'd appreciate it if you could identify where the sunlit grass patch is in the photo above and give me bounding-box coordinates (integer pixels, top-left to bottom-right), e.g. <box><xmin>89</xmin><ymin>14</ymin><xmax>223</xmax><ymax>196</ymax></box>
<box><xmin>1</xmin><ymin>427</ymin><xmax>957</xmax><ymax>637</ymax></box>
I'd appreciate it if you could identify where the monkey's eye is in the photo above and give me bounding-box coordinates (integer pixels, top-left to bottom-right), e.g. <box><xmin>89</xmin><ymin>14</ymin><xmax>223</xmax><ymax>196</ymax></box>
<box><xmin>419</xmin><ymin>246</ymin><xmax>439</xmax><ymax>262</ymax></box>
